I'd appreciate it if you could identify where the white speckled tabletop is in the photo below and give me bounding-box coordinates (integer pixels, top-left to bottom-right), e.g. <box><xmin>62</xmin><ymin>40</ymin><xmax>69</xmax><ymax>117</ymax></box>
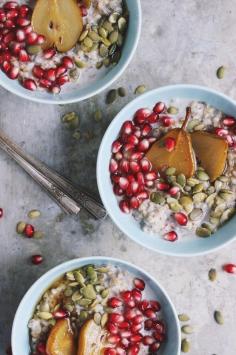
<box><xmin>0</xmin><ymin>0</ymin><xmax>236</xmax><ymax>354</ymax></box>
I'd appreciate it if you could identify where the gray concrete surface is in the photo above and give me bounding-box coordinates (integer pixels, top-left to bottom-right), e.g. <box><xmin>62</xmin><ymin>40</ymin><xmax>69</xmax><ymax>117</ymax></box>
<box><xmin>0</xmin><ymin>0</ymin><xmax>236</xmax><ymax>354</ymax></box>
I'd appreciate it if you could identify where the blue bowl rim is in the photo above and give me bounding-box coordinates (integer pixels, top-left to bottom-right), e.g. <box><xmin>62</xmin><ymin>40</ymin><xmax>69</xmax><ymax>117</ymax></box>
<box><xmin>11</xmin><ymin>256</ymin><xmax>181</xmax><ymax>354</ymax></box>
<box><xmin>0</xmin><ymin>0</ymin><xmax>142</xmax><ymax>105</ymax></box>
<box><xmin>96</xmin><ymin>84</ymin><xmax>236</xmax><ymax>257</ymax></box>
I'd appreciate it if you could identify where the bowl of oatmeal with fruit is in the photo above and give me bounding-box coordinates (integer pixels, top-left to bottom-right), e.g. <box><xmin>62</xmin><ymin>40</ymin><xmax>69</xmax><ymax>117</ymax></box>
<box><xmin>0</xmin><ymin>0</ymin><xmax>141</xmax><ymax>104</ymax></box>
<box><xmin>97</xmin><ymin>84</ymin><xmax>236</xmax><ymax>256</ymax></box>
<box><xmin>12</xmin><ymin>257</ymin><xmax>180</xmax><ymax>355</ymax></box>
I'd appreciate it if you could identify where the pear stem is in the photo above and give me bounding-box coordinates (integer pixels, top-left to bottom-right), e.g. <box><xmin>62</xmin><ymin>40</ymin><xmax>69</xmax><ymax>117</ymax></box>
<box><xmin>181</xmin><ymin>107</ymin><xmax>192</xmax><ymax>130</ymax></box>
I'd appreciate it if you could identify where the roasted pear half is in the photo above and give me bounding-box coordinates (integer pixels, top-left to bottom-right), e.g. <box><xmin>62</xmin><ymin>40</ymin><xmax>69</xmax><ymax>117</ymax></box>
<box><xmin>32</xmin><ymin>0</ymin><xmax>83</xmax><ymax>52</ymax></box>
<box><xmin>146</xmin><ymin>107</ymin><xmax>196</xmax><ymax>178</ymax></box>
<box><xmin>46</xmin><ymin>319</ymin><xmax>76</xmax><ymax>355</ymax></box>
<box><xmin>77</xmin><ymin>319</ymin><xmax>106</xmax><ymax>355</ymax></box>
<box><xmin>191</xmin><ymin>131</ymin><xmax>228</xmax><ymax>181</ymax></box>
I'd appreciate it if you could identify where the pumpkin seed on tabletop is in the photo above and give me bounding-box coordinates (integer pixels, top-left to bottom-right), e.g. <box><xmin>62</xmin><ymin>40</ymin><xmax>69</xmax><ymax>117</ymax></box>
<box><xmin>134</xmin><ymin>85</ymin><xmax>147</xmax><ymax>95</ymax></box>
<box><xmin>181</xmin><ymin>338</ymin><xmax>191</xmax><ymax>353</ymax></box>
<box><xmin>216</xmin><ymin>66</ymin><xmax>226</xmax><ymax>79</ymax></box>
<box><xmin>118</xmin><ymin>87</ymin><xmax>127</xmax><ymax>97</ymax></box>
<box><xmin>214</xmin><ymin>310</ymin><xmax>224</xmax><ymax>325</ymax></box>
<box><xmin>106</xmin><ymin>89</ymin><xmax>117</xmax><ymax>104</ymax></box>
<box><xmin>178</xmin><ymin>313</ymin><xmax>190</xmax><ymax>322</ymax></box>
<box><xmin>61</xmin><ymin>112</ymin><xmax>80</xmax><ymax>130</ymax></box>
<box><xmin>208</xmin><ymin>268</ymin><xmax>217</xmax><ymax>281</ymax></box>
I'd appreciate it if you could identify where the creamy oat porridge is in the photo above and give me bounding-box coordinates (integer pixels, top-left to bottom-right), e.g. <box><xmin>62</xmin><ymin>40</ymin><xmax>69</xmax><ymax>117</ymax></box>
<box><xmin>109</xmin><ymin>99</ymin><xmax>236</xmax><ymax>241</ymax></box>
<box><xmin>28</xmin><ymin>264</ymin><xmax>166</xmax><ymax>354</ymax></box>
<box><xmin>0</xmin><ymin>0</ymin><xmax>128</xmax><ymax>93</ymax></box>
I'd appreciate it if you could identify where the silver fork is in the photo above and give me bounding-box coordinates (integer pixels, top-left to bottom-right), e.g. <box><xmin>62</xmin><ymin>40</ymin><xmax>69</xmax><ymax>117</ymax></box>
<box><xmin>0</xmin><ymin>130</ymin><xmax>107</xmax><ymax>220</ymax></box>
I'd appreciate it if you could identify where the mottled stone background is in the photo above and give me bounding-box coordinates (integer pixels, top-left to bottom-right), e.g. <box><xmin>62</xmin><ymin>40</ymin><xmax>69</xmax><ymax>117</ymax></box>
<box><xmin>0</xmin><ymin>0</ymin><xmax>236</xmax><ymax>354</ymax></box>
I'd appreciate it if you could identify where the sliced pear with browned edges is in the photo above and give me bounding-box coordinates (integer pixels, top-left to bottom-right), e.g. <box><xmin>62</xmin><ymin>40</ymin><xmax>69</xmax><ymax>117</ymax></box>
<box><xmin>46</xmin><ymin>319</ymin><xmax>76</xmax><ymax>355</ymax></box>
<box><xmin>146</xmin><ymin>108</ymin><xmax>196</xmax><ymax>178</ymax></box>
<box><xmin>77</xmin><ymin>319</ymin><xmax>106</xmax><ymax>355</ymax></box>
<box><xmin>191</xmin><ymin>131</ymin><xmax>228</xmax><ymax>181</ymax></box>
<box><xmin>32</xmin><ymin>0</ymin><xmax>83</xmax><ymax>52</ymax></box>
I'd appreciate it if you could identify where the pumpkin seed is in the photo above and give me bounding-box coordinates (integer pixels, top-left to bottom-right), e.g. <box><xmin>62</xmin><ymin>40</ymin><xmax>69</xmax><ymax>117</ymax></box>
<box><xmin>65</xmin><ymin>304</ymin><xmax>74</xmax><ymax>312</ymax></box>
<box><xmin>106</xmin><ymin>89</ymin><xmax>117</xmax><ymax>104</ymax></box>
<box><xmin>181</xmin><ymin>325</ymin><xmax>194</xmax><ymax>334</ymax></box>
<box><xmin>28</xmin><ymin>209</ymin><xmax>41</xmax><ymax>219</ymax></box>
<box><xmin>72</xmin><ymin>129</ymin><xmax>81</xmax><ymax>141</ymax></box>
<box><xmin>177</xmin><ymin>174</ymin><xmax>186</xmax><ymax>187</ymax></box>
<box><xmin>118</xmin><ymin>17</ymin><xmax>127</xmax><ymax>33</ymax></box>
<box><xmin>179</xmin><ymin>196</ymin><xmax>193</xmax><ymax>213</ymax></box>
<box><xmin>87</xmin><ymin>269</ymin><xmax>98</xmax><ymax>283</ymax></box>
<box><xmin>216</xmin><ymin>66</ymin><xmax>225</xmax><ymax>79</ymax></box>
<box><xmin>181</xmin><ymin>339</ymin><xmax>190</xmax><ymax>353</ymax></box>
<box><xmin>184</xmin><ymin>185</ymin><xmax>192</xmax><ymax>192</ymax></box>
<box><xmin>167</xmin><ymin>175</ymin><xmax>176</xmax><ymax>184</ymax></box>
<box><xmin>37</xmin><ymin>312</ymin><xmax>53</xmax><ymax>320</ymax></box>
<box><xmin>214</xmin><ymin>310</ymin><xmax>224</xmax><ymax>325</ymax></box>
<box><xmin>72</xmin><ymin>291</ymin><xmax>82</xmax><ymax>302</ymax></box>
<box><xmin>101</xmin><ymin>37</ymin><xmax>111</xmax><ymax>47</ymax></box>
<box><xmin>74</xmin><ymin>271</ymin><xmax>85</xmax><ymax>285</ymax></box>
<box><xmin>98</xmin><ymin>26</ymin><xmax>108</xmax><ymax>39</ymax></box>
<box><xmin>202</xmin><ymin>222</ymin><xmax>214</xmax><ymax>232</ymax></box>
<box><xmin>101</xmin><ymin>313</ymin><xmax>108</xmax><ymax>327</ymax></box>
<box><xmin>99</xmin><ymin>44</ymin><xmax>109</xmax><ymax>57</ymax></box>
<box><xmin>193</xmin><ymin>123</ymin><xmax>205</xmax><ymax>131</ymax></box>
<box><xmin>103</xmin><ymin>20</ymin><xmax>113</xmax><ymax>33</ymax></box>
<box><xmin>81</xmin><ymin>284</ymin><xmax>96</xmax><ymax>299</ymax></box>
<box><xmin>178</xmin><ymin>313</ymin><xmax>190</xmax><ymax>322</ymax></box>
<box><xmin>205</xmin><ymin>193</ymin><xmax>217</xmax><ymax>207</ymax></box>
<box><xmin>109</xmin><ymin>30</ymin><xmax>119</xmax><ymax>44</ymax></box>
<box><xmin>150</xmin><ymin>192</ymin><xmax>165</xmax><ymax>205</ymax></box>
<box><xmin>16</xmin><ymin>221</ymin><xmax>26</xmax><ymax>234</ymax></box>
<box><xmin>118</xmin><ymin>87</ymin><xmax>126</xmax><ymax>97</ymax></box>
<box><xmin>189</xmin><ymin>208</ymin><xmax>203</xmax><ymax>221</ymax></box>
<box><xmin>167</xmin><ymin>106</ymin><xmax>178</xmax><ymax>115</ymax></box>
<box><xmin>96</xmin><ymin>266</ymin><xmax>109</xmax><ymax>273</ymax></box>
<box><xmin>83</xmin><ymin>36</ymin><xmax>93</xmax><ymax>48</ymax></box>
<box><xmin>196</xmin><ymin>227</ymin><xmax>211</xmax><ymax>237</ymax></box>
<box><xmin>187</xmin><ymin>119</ymin><xmax>201</xmax><ymax>130</ymax></box>
<box><xmin>169</xmin><ymin>201</ymin><xmax>182</xmax><ymax>212</ymax></box>
<box><xmin>135</xmin><ymin>85</ymin><xmax>147</xmax><ymax>95</ymax></box>
<box><xmin>109</xmin><ymin>12</ymin><xmax>120</xmax><ymax>24</ymax></box>
<box><xmin>61</xmin><ymin>112</ymin><xmax>79</xmax><ymax>129</ymax></box>
<box><xmin>196</xmin><ymin>170</ymin><xmax>210</xmax><ymax>181</ymax></box>
<box><xmin>208</xmin><ymin>268</ymin><xmax>217</xmax><ymax>281</ymax></box>
<box><xmin>192</xmin><ymin>183</ymin><xmax>204</xmax><ymax>194</ymax></box>
<box><xmin>117</xmin><ymin>33</ymin><xmax>123</xmax><ymax>47</ymax></box>
<box><xmin>88</xmin><ymin>30</ymin><xmax>100</xmax><ymax>42</ymax></box>
<box><xmin>79</xmin><ymin>310</ymin><xmax>88</xmax><ymax>321</ymax></box>
<box><xmin>193</xmin><ymin>192</ymin><xmax>207</xmax><ymax>203</ymax></box>
<box><xmin>94</xmin><ymin>109</ymin><xmax>102</xmax><ymax>122</ymax></box>
<box><xmin>219</xmin><ymin>190</ymin><xmax>234</xmax><ymax>201</ymax></box>
<box><xmin>209</xmin><ymin>217</ymin><xmax>220</xmax><ymax>225</ymax></box>
<box><xmin>165</xmin><ymin>167</ymin><xmax>176</xmax><ymax>175</ymax></box>
<box><xmin>34</xmin><ymin>231</ymin><xmax>44</xmax><ymax>239</ymax></box>
<box><xmin>187</xmin><ymin>178</ymin><xmax>199</xmax><ymax>187</ymax></box>
<box><xmin>101</xmin><ymin>288</ymin><xmax>109</xmax><ymax>298</ymax></box>
<box><xmin>90</xmin><ymin>299</ymin><xmax>99</xmax><ymax>309</ymax></box>
<box><xmin>207</xmin><ymin>186</ymin><xmax>215</xmax><ymax>195</ymax></box>
<box><xmin>79</xmin><ymin>30</ymin><xmax>89</xmax><ymax>42</ymax></box>
<box><xmin>26</xmin><ymin>45</ymin><xmax>42</xmax><ymax>55</ymax></box>
<box><xmin>103</xmin><ymin>58</ymin><xmax>110</xmax><ymax>67</ymax></box>
<box><xmin>64</xmin><ymin>288</ymin><xmax>73</xmax><ymax>297</ymax></box>
<box><xmin>220</xmin><ymin>207</ymin><xmax>235</xmax><ymax>224</ymax></box>
<box><xmin>77</xmin><ymin>298</ymin><xmax>92</xmax><ymax>307</ymax></box>
<box><xmin>94</xmin><ymin>312</ymin><xmax>101</xmax><ymax>325</ymax></box>
<box><xmin>218</xmin><ymin>175</ymin><xmax>229</xmax><ymax>183</ymax></box>
<box><xmin>96</xmin><ymin>61</ymin><xmax>103</xmax><ymax>69</ymax></box>
<box><xmin>214</xmin><ymin>180</ymin><xmax>223</xmax><ymax>190</ymax></box>
<box><xmin>75</xmin><ymin>59</ymin><xmax>87</xmax><ymax>68</ymax></box>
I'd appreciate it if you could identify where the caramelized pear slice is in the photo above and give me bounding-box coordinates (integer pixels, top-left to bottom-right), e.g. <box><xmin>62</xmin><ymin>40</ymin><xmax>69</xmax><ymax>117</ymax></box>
<box><xmin>191</xmin><ymin>131</ymin><xmax>228</xmax><ymax>181</ymax></box>
<box><xmin>146</xmin><ymin>107</ymin><xmax>196</xmax><ymax>178</ymax></box>
<box><xmin>77</xmin><ymin>319</ymin><xmax>106</xmax><ymax>355</ymax></box>
<box><xmin>46</xmin><ymin>319</ymin><xmax>76</xmax><ymax>355</ymax></box>
<box><xmin>32</xmin><ymin>0</ymin><xmax>83</xmax><ymax>52</ymax></box>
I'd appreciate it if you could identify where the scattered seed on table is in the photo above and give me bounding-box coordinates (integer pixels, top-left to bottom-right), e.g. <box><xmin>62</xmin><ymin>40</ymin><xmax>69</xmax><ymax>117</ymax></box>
<box><xmin>0</xmin><ymin>208</ymin><xmax>3</xmax><ymax>218</ymax></box>
<box><xmin>16</xmin><ymin>221</ymin><xmax>26</xmax><ymax>234</ymax></box>
<box><xmin>94</xmin><ymin>109</ymin><xmax>102</xmax><ymax>122</ymax></box>
<box><xmin>167</xmin><ymin>106</ymin><xmax>179</xmax><ymax>115</ymax></box>
<box><xmin>134</xmin><ymin>85</ymin><xmax>147</xmax><ymax>95</ymax></box>
<box><xmin>214</xmin><ymin>310</ymin><xmax>224</xmax><ymax>325</ymax></box>
<box><xmin>61</xmin><ymin>112</ymin><xmax>80</xmax><ymax>129</ymax></box>
<box><xmin>216</xmin><ymin>66</ymin><xmax>225</xmax><ymax>79</ymax></box>
<box><xmin>178</xmin><ymin>313</ymin><xmax>190</xmax><ymax>322</ymax></box>
<box><xmin>181</xmin><ymin>325</ymin><xmax>194</xmax><ymax>334</ymax></box>
<box><xmin>28</xmin><ymin>209</ymin><xmax>41</xmax><ymax>219</ymax></box>
<box><xmin>118</xmin><ymin>87</ymin><xmax>126</xmax><ymax>97</ymax></box>
<box><xmin>106</xmin><ymin>89</ymin><xmax>117</xmax><ymax>104</ymax></box>
<box><xmin>181</xmin><ymin>338</ymin><xmax>190</xmax><ymax>353</ymax></box>
<box><xmin>208</xmin><ymin>268</ymin><xmax>217</xmax><ymax>281</ymax></box>
<box><xmin>72</xmin><ymin>129</ymin><xmax>81</xmax><ymax>140</ymax></box>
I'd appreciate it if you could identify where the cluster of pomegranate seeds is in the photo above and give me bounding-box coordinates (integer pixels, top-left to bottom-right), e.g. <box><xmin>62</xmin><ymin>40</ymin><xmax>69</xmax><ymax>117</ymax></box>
<box><xmin>104</xmin><ymin>277</ymin><xmax>165</xmax><ymax>354</ymax></box>
<box><xmin>110</xmin><ymin>102</ymin><xmax>175</xmax><ymax>214</ymax></box>
<box><xmin>223</xmin><ymin>263</ymin><xmax>236</xmax><ymax>274</ymax></box>
<box><xmin>215</xmin><ymin>116</ymin><xmax>236</xmax><ymax>148</ymax></box>
<box><xmin>0</xmin><ymin>1</ymin><xmax>74</xmax><ymax>92</ymax></box>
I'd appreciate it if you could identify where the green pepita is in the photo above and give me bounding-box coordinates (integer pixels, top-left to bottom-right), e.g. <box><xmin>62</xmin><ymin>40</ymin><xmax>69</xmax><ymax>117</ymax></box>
<box><xmin>16</xmin><ymin>221</ymin><xmax>26</xmax><ymax>234</ymax></box>
<box><xmin>193</xmin><ymin>123</ymin><xmax>205</xmax><ymax>131</ymax></box>
<box><xmin>64</xmin><ymin>288</ymin><xmax>73</xmax><ymax>297</ymax></box>
<box><xmin>77</xmin><ymin>298</ymin><xmax>92</xmax><ymax>307</ymax></box>
<box><xmin>61</xmin><ymin>112</ymin><xmax>79</xmax><ymax>129</ymax></box>
<box><xmin>181</xmin><ymin>325</ymin><xmax>194</xmax><ymax>334</ymax></box>
<box><xmin>37</xmin><ymin>312</ymin><xmax>53</xmax><ymax>320</ymax></box>
<box><xmin>96</xmin><ymin>61</ymin><xmax>103</xmax><ymax>69</ymax></box>
<box><xmin>218</xmin><ymin>175</ymin><xmax>229</xmax><ymax>183</ymax></box>
<box><xmin>196</xmin><ymin>226</ymin><xmax>211</xmax><ymax>237</ymax></box>
<box><xmin>177</xmin><ymin>174</ymin><xmax>186</xmax><ymax>187</ymax></box>
<box><xmin>134</xmin><ymin>85</ymin><xmax>147</xmax><ymax>95</ymax></box>
<box><xmin>65</xmin><ymin>304</ymin><xmax>74</xmax><ymax>312</ymax></box>
<box><xmin>216</xmin><ymin>66</ymin><xmax>225</xmax><ymax>79</ymax></box>
<box><xmin>94</xmin><ymin>312</ymin><xmax>101</xmax><ymax>325</ymax></box>
<box><xmin>98</xmin><ymin>27</ymin><xmax>108</xmax><ymax>39</ymax></box>
<box><xmin>193</xmin><ymin>192</ymin><xmax>207</xmax><ymax>203</ymax></box>
<box><xmin>169</xmin><ymin>201</ymin><xmax>182</xmax><ymax>212</ymax></box>
<box><xmin>165</xmin><ymin>167</ymin><xmax>176</xmax><ymax>175</ymax></box>
<box><xmin>187</xmin><ymin>119</ymin><xmax>201</xmax><ymax>130</ymax></box>
<box><xmin>101</xmin><ymin>288</ymin><xmax>109</xmax><ymax>298</ymax></box>
<box><xmin>88</xmin><ymin>30</ymin><xmax>100</xmax><ymax>42</ymax></box>
<box><xmin>72</xmin><ymin>291</ymin><xmax>82</xmax><ymax>302</ymax></box>
<box><xmin>207</xmin><ymin>186</ymin><xmax>215</xmax><ymax>195</ymax></box>
<box><xmin>101</xmin><ymin>312</ymin><xmax>108</xmax><ymax>327</ymax></box>
<box><xmin>79</xmin><ymin>310</ymin><xmax>88</xmax><ymax>321</ymax></box>
<box><xmin>192</xmin><ymin>183</ymin><xmax>204</xmax><ymax>194</ymax></box>
<box><xmin>109</xmin><ymin>12</ymin><xmax>120</xmax><ymax>24</ymax></box>
<box><xmin>99</xmin><ymin>44</ymin><xmax>109</xmax><ymax>57</ymax></box>
<box><xmin>75</xmin><ymin>59</ymin><xmax>87</xmax><ymax>68</ymax></box>
<box><xmin>103</xmin><ymin>20</ymin><xmax>114</xmax><ymax>33</ymax></box>
<box><xmin>189</xmin><ymin>208</ymin><xmax>203</xmax><ymax>221</ymax></box>
<box><xmin>118</xmin><ymin>17</ymin><xmax>127</xmax><ymax>33</ymax></box>
<box><xmin>179</xmin><ymin>196</ymin><xmax>193</xmax><ymax>213</ymax></box>
<box><xmin>178</xmin><ymin>313</ymin><xmax>190</xmax><ymax>322</ymax></box>
<box><xmin>181</xmin><ymin>338</ymin><xmax>190</xmax><ymax>353</ymax></box>
<box><xmin>83</xmin><ymin>36</ymin><xmax>93</xmax><ymax>48</ymax></box>
<box><xmin>208</xmin><ymin>268</ymin><xmax>217</xmax><ymax>281</ymax></box>
<box><xmin>150</xmin><ymin>192</ymin><xmax>165</xmax><ymax>205</ymax></box>
<box><xmin>220</xmin><ymin>207</ymin><xmax>235</xmax><ymax>224</ymax></box>
<box><xmin>79</xmin><ymin>30</ymin><xmax>89</xmax><ymax>41</ymax></box>
<box><xmin>209</xmin><ymin>217</ymin><xmax>220</xmax><ymax>225</ymax></box>
<box><xmin>167</xmin><ymin>106</ymin><xmax>179</xmax><ymax>115</ymax></box>
<box><xmin>196</xmin><ymin>170</ymin><xmax>210</xmax><ymax>181</ymax></box>
<box><xmin>214</xmin><ymin>310</ymin><xmax>224</xmax><ymax>325</ymax></box>
<box><xmin>74</xmin><ymin>271</ymin><xmax>85</xmax><ymax>285</ymax></box>
<box><xmin>118</xmin><ymin>87</ymin><xmax>126</xmax><ymax>97</ymax></box>
<box><xmin>187</xmin><ymin>178</ymin><xmax>199</xmax><ymax>187</ymax></box>
<box><xmin>81</xmin><ymin>284</ymin><xmax>96</xmax><ymax>300</ymax></box>
<box><xmin>26</xmin><ymin>45</ymin><xmax>42</xmax><ymax>55</ymax></box>
<box><xmin>96</xmin><ymin>266</ymin><xmax>109</xmax><ymax>273</ymax></box>
<box><xmin>205</xmin><ymin>193</ymin><xmax>217</xmax><ymax>207</ymax></box>
<box><xmin>101</xmin><ymin>37</ymin><xmax>111</xmax><ymax>47</ymax></box>
<box><xmin>106</xmin><ymin>89</ymin><xmax>117</xmax><ymax>104</ymax></box>
<box><xmin>103</xmin><ymin>57</ymin><xmax>110</xmax><ymax>67</ymax></box>
<box><xmin>109</xmin><ymin>30</ymin><xmax>119</xmax><ymax>44</ymax></box>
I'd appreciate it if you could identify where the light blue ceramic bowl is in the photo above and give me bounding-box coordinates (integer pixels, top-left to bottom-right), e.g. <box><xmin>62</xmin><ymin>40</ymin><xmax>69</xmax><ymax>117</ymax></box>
<box><xmin>0</xmin><ymin>0</ymin><xmax>141</xmax><ymax>104</ymax></box>
<box><xmin>97</xmin><ymin>84</ymin><xmax>236</xmax><ymax>256</ymax></box>
<box><xmin>11</xmin><ymin>256</ymin><xmax>180</xmax><ymax>355</ymax></box>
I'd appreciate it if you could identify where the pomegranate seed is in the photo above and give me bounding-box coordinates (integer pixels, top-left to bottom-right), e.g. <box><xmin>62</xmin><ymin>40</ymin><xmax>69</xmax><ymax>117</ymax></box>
<box><xmin>61</xmin><ymin>56</ymin><xmax>74</xmax><ymax>69</ymax></box>
<box><xmin>142</xmin><ymin>336</ymin><xmax>155</xmax><ymax>346</ymax></box>
<box><xmin>153</xmin><ymin>321</ymin><xmax>165</xmax><ymax>334</ymax></box>
<box><xmin>215</xmin><ymin>127</ymin><xmax>228</xmax><ymax>137</ymax></box>
<box><xmin>135</xmin><ymin>190</ymin><xmax>149</xmax><ymax>200</ymax></box>
<box><xmin>131</xmin><ymin>289</ymin><xmax>142</xmax><ymax>302</ymax></box>
<box><xmin>44</xmin><ymin>68</ymin><xmax>56</xmax><ymax>81</ymax></box>
<box><xmin>56</xmin><ymin>74</ymin><xmax>69</xmax><ymax>86</ymax></box>
<box><xmin>23</xmin><ymin>25</ymin><xmax>32</xmax><ymax>34</ymax></box>
<box><xmin>144</xmin><ymin>319</ymin><xmax>153</xmax><ymax>330</ymax></box>
<box><xmin>123</xmin><ymin>143</ymin><xmax>135</xmax><ymax>152</ymax></box>
<box><xmin>169</xmin><ymin>186</ymin><xmax>180</xmax><ymax>196</ymax></box>
<box><xmin>164</xmin><ymin>230</ymin><xmax>178</xmax><ymax>242</ymax></box>
<box><xmin>109</xmin><ymin>158</ymin><xmax>118</xmax><ymax>173</ymax></box>
<box><xmin>145</xmin><ymin>171</ymin><xmax>157</xmax><ymax>181</ymax></box>
<box><xmin>19</xmin><ymin>5</ymin><xmax>30</xmax><ymax>18</ymax></box>
<box><xmin>127</xmin><ymin>344</ymin><xmax>140</xmax><ymax>355</ymax></box>
<box><xmin>7</xmin><ymin>65</ymin><xmax>19</xmax><ymax>79</ymax></box>
<box><xmin>112</xmin><ymin>140</ymin><xmax>122</xmax><ymax>153</ymax></box>
<box><xmin>134</xmin><ymin>278</ymin><xmax>145</xmax><ymax>291</ymax></box>
<box><xmin>127</xmin><ymin>298</ymin><xmax>136</xmax><ymax>308</ymax></box>
<box><xmin>39</xmin><ymin>78</ymin><xmax>51</xmax><ymax>89</ymax></box>
<box><xmin>50</xmin><ymin>85</ymin><xmax>61</xmax><ymax>94</ymax></box>
<box><xmin>0</xmin><ymin>208</ymin><xmax>3</xmax><ymax>218</ymax></box>
<box><xmin>37</xmin><ymin>35</ymin><xmax>45</xmax><ymax>44</ymax></box>
<box><xmin>164</xmin><ymin>137</ymin><xmax>176</xmax><ymax>152</ymax></box>
<box><xmin>10</xmin><ymin>42</ymin><xmax>21</xmax><ymax>55</ymax></box>
<box><xmin>121</xmin><ymin>121</ymin><xmax>134</xmax><ymax>135</ymax></box>
<box><xmin>2</xmin><ymin>60</ymin><xmax>11</xmax><ymax>73</ymax></box>
<box><xmin>127</xmin><ymin>174</ymin><xmax>136</xmax><ymax>183</ymax></box>
<box><xmin>5</xmin><ymin>19</ymin><xmax>15</xmax><ymax>28</ymax></box>
<box><xmin>56</xmin><ymin>65</ymin><xmax>67</xmax><ymax>78</ymax></box>
<box><xmin>120</xmin><ymin>330</ymin><xmax>132</xmax><ymax>338</ymax></box>
<box><xmin>153</xmin><ymin>332</ymin><xmax>165</xmax><ymax>342</ymax></box>
<box><xmin>116</xmin><ymin>348</ymin><xmax>126</xmax><ymax>355</ymax></box>
<box><xmin>4</xmin><ymin>2</ymin><xmax>18</xmax><ymax>9</ymax></box>
<box><xmin>104</xmin><ymin>348</ymin><xmax>117</xmax><ymax>355</ymax></box>
<box><xmin>144</xmin><ymin>309</ymin><xmax>157</xmax><ymax>319</ymax></box>
<box><xmin>130</xmin><ymin>181</ymin><xmax>139</xmax><ymax>194</ymax></box>
<box><xmin>115</xmin><ymin>151</ymin><xmax>123</xmax><ymax>161</ymax></box>
<box><xmin>119</xmin><ymin>159</ymin><xmax>129</xmax><ymax>173</ymax></box>
<box><xmin>130</xmin><ymin>334</ymin><xmax>143</xmax><ymax>343</ymax></box>
<box><xmin>18</xmin><ymin>49</ymin><xmax>29</xmax><ymax>62</ymax></box>
<box><xmin>107</xmin><ymin>322</ymin><xmax>119</xmax><ymax>334</ymax></box>
<box><xmin>32</xmin><ymin>254</ymin><xmax>43</xmax><ymax>265</ymax></box>
<box><xmin>139</xmin><ymin>300</ymin><xmax>149</xmax><ymax>312</ymax></box>
<box><xmin>119</xmin><ymin>321</ymin><xmax>130</xmax><ymax>329</ymax></box>
<box><xmin>119</xmin><ymin>199</ymin><xmax>130</xmax><ymax>213</ymax></box>
<box><xmin>223</xmin><ymin>263</ymin><xmax>236</xmax><ymax>274</ymax></box>
<box><xmin>174</xmin><ymin>212</ymin><xmax>188</xmax><ymax>226</ymax></box>
<box><xmin>130</xmin><ymin>151</ymin><xmax>144</xmax><ymax>161</ymax></box>
<box><xmin>156</xmin><ymin>182</ymin><xmax>170</xmax><ymax>191</ymax></box>
<box><xmin>148</xmin><ymin>137</ymin><xmax>157</xmax><ymax>144</ymax></box>
<box><xmin>80</xmin><ymin>5</ymin><xmax>88</xmax><ymax>16</ymax></box>
<box><xmin>36</xmin><ymin>343</ymin><xmax>46</xmax><ymax>354</ymax></box>
<box><xmin>43</xmin><ymin>48</ymin><xmax>56</xmax><ymax>59</ymax></box>
<box><xmin>111</xmin><ymin>174</ymin><xmax>121</xmax><ymax>184</ymax></box>
<box><xmin>109</xmin><ymin>313</ymin><xmax>124</xmax><ymax>324</ymax></box>
<box><xmin>0</xmin><ymin>9</ymin><xmax>6</xmax><ymax>22</ymax></box>
<box><xmin>53</xmin><ymin>309</ymin><xmax>68</xmax><ymax>319</ymax></box>
<box><xmin>124</xmin><ymin>308</ymin><xmax>136</xmax><ymax>320</ymax></box>
<box><xmin>130</xmin><ymin>161</ymin><xmax>140</xmax><ymax>173</ymax></box>
<box><xmin>138</xmin><ymin>139</ymin><xmax>150</xmax><ymax>152</ymax></box>
<box><xmin>3</xmin><ymin>31</ymin><xmax>15</xmax><ymax>44</ymax></box>
<box><xmin>130</xmin><ymin>323</ymin><xmax>142</xmax><ymax>333</ymax></box>
<box><xmin>24</xmin><ymin>224</ymin><xmax>35</xmax><ymax>238</ymax></box>
<box><xmin>108</xmin><ymin>297</ymin><xmax>122</xmax><ymax>308</ymax></box>
<box><xmin>113</xmin><ymin>184</ymin><xmax>124</xmax><ymax>196</ymax></box>
<box><xmin>150</xmin><ymin>301</ymin><xmax>161</xmax><ymax>312</ymax></box>
<box><xmin>32</xmin><ymin>65</ymin><xmax>45</xmax><ymax>79</ymax></box>
<box><xmin>132</xmin><ymin>314</ymin><xmax>144</xmax><ymax>325</ymax></box>
<box><xmin>134</xmin><ymin>108</ymin><xmax>151</xmax><ymax>125</ymax></box>
<box><xmin>107</xmin><ymin>334</ymin><xmax>121</xmax><ymax>344</ymax></box>
<box><xmin>23</xmin><ymin>79</ymin><xmax>37</xmax><ymax>91</ymax></box>
<box><xmin>26</xmin><ymin>31</ymin><xmax>38</xmax><ymax>45</ymax></box>
<box><xmin>127</xmin><ymin>134</ymin><xmax>139</xmax><ymax>146</ymax></box>
<box><xmin>121</xmin><ymin>290</ymin><xmax>132</xmax><ymax>302</ymax></box>
<box><xmin>17</xmin><ymin>17</ymin><xmax>30</xmax><ymax>26</ymax></box>
<box><xmin>150</xmin><ymin>342</ymin><xmax>161</xmax><ymax>352</ymax></box>
<box><xmin>147</xmin><ymin>112</ymin><xmax>158</xmax><ymax>123</ymax></box>
<box><xmin>119</xmin><ymin>176</ymin><xmax>129</xmax><ymax>190</ymax></box>
<box><xmin>134</xmin><ymin>128</ymin><xmax>141</xmax><ymax>138</ymax></box>
<box><xmin>153</xmin><ymin>102</ymin><xmax>165</xmax><ymax>114</ymax></box>
<box><xmin>130</xmin><ymin>196</ymin><xmax>140</xmax><ymax>209</ymax></box>
<box><xmin>226</xmin><ymin>134</ymin><xmax>234</xmax><ymax>146</ymax></box>
<box><xmin>141</xmin><ymin>123</ymin><xmax>152</xmax><ymax>136</ymax></box>
<box><xmin>222</xmin><ymin>116</ymin><xmax>235</xmax><ymax>127</ymax></box>
<box><xmin>162</xmin><ymin>116</ymin><xmax>173</xmax><ymax>127</ymax></box>
<box><xmin>0</xmin><ymin>51</ymin><xmax>11</xmax><ymax>61</ymax></box>
<box><xmin>6</xmin><ymin>9</ymin><xmax>18</xmax><ymax>19</ymax></box>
